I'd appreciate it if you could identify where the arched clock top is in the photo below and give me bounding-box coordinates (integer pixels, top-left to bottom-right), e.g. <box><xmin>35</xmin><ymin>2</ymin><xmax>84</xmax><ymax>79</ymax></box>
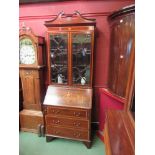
<box><xmin>19</xmin><ymin>24</ymin><xmax>45</xmax><ymax>67</ymax></box>
<box><xmin>44</xmin><ymin>11</ymin><xmax>96</xmax><ymax>27</ymax></box>
<box><xmin>19</xmin><ymin>24</ymin><xmax>44</xmax><ymax>45</ymax></box>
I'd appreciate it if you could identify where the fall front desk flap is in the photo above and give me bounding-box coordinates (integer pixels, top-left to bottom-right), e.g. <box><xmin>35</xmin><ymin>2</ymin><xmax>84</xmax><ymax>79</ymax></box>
<box><xmin>43</xmin><ymin>86</ymin><xmax>92</xmax><ymax>109</ymax></box>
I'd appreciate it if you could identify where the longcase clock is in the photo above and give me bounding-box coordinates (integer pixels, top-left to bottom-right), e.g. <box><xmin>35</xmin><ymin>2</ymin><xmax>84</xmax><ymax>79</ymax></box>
<box><xmin>19</xmin><ymin>26</ymin><xmax>45</xmax><ymax>133</ymax></box>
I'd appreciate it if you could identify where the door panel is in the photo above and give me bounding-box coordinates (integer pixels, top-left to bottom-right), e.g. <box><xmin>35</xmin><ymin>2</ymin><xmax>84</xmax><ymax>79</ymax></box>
<box><xmin>49</xmin><ymin>33</ymin><xmax>69</xmax><ymax>85</ymax></box>
<box><xmin>71</xmin><ymin>32</ymin><xmax>92</xmax><ymax>86</ymax></box>
<box><xmin>20</xmin><ymin>70</ymin><xmax>41</xmax><ymax>110</ymax></box>
<box><xmin>23</xmin><ymin>76</ymin><xmax>35</xmax><ymax>105</ymax></box>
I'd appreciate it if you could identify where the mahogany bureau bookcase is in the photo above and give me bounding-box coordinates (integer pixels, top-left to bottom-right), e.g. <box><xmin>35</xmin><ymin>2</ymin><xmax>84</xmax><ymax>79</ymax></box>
<box><xmin>43</xmin><ymin>11</ymin><xmax>96</xmax><ymax>148</ymax></box>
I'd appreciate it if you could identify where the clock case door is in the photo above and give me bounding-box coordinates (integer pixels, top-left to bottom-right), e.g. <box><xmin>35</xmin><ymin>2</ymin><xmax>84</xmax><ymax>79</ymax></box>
<box><xmin>20</xmin><ymin>69</ymin><xmax>45</xmax><ymax>110</ymax></box>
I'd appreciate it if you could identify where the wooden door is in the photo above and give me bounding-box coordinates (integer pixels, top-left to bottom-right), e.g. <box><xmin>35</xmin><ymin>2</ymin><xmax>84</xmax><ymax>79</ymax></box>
<box><xmin>20</xmin><ymin>70</ymin><xmax>41</xmax><ymax>110</ymax></box>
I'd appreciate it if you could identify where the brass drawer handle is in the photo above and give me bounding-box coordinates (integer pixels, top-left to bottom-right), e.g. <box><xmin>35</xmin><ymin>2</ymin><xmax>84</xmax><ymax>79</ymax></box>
<box><xmin>57</xmin><ymin>120</ymin><xmax>60</xmax><ymax>124</ymax></box>
<box><xmin>52</xmin><ymin>120</ymin><xmax>60</xmax><ymax>124</ymax></box>
<box><xmin>73</xmin><ymin>112</ymin><xmax>81</xmax><ymax>117</ymax></box>
<box><xmin>73</xmin><ymin>133</ymin><xmax>81</xmax><ymax>137</ymax></box>
<box><xmin>56</xmin><ymin>110</ymin><xmax>60</xmax><ymax>114</ymax></box>
<box><xmin>54</xmin><ymin>131</ymin><xmax>60</xmax><ymax>134</ymax></box>
<box><xmin>52</xmin><ymin>109</ymin><xmax>60</xmax><ymax>114</ymax></box>
<box><xmin>73</xmin><ymin>122</ymin><xmax>81</xmax><ymax>127</ymax></box>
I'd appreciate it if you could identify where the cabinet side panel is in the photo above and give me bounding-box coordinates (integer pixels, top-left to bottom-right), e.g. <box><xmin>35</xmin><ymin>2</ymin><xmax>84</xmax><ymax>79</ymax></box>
<box><xmin>108</xmin><ymin>13</ymin><xmax>135</xmax><ymax>98</ymax></box>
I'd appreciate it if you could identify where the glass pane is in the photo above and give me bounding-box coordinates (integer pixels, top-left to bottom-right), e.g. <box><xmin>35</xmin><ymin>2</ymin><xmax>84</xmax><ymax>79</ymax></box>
<box><xmin>72</xmin><ymin>33</ymin><xmax>91</xmax><ymax>85</ymax></box>
<box><xmin>50</xmin><ymin>34</ymin><xmax>68</xmax><ymax>84</ymax></box>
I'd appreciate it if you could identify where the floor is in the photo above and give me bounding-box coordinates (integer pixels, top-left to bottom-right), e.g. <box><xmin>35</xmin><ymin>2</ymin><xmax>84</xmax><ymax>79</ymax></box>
<box><xmin>19</xmin><ymin>132</ymin><xmax>105</xmax><ymax>155</ymax></box>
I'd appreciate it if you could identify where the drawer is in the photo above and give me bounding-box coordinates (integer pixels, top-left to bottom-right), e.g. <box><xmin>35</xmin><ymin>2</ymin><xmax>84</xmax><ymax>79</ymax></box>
<box><xmin>46</xmin><ymin>125</ymin><xmax>89</xmax><ymax>140</ymax></box>
<box><xmin>45</xmin><ymin>116</ymin><xmax>89</xmax><ymax>129</ymax></box>
<box><xmin>45</xmin><ymin>106</ymin><xmax>88</xmax><ymax>119</ymax></box>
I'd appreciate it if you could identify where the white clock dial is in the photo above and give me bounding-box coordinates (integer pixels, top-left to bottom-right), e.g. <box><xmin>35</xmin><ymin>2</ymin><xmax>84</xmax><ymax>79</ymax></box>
<box><xmin>19</xmin><ymin>39</ymin><xmax>36</xmax><ymax>65</ymax></box>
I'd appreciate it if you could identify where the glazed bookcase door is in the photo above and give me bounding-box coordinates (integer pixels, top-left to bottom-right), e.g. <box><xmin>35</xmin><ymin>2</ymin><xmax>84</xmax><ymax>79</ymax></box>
<box><xmin>49</xmin><ymin>33</ymin><xmax>69</xmax><ymax>85</ymax></box>
<box><xmin>71</xmin><ymin>32</ymin><xmax>92</xmax><ymax>86</ymax></box>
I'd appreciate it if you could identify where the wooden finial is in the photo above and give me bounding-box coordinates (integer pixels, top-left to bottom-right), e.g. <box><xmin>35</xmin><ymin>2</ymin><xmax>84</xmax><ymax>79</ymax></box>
<box><xmin>20</xmin><ymin>22</ymin><xmax>32</xmax><ymax>32</ymax></box>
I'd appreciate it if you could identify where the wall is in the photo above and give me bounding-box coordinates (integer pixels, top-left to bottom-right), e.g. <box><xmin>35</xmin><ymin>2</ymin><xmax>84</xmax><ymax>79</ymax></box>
<box><xmin>19</xmin><ymin>0</ymin><xmax>134</xmax><ymax>124</ymax></box>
